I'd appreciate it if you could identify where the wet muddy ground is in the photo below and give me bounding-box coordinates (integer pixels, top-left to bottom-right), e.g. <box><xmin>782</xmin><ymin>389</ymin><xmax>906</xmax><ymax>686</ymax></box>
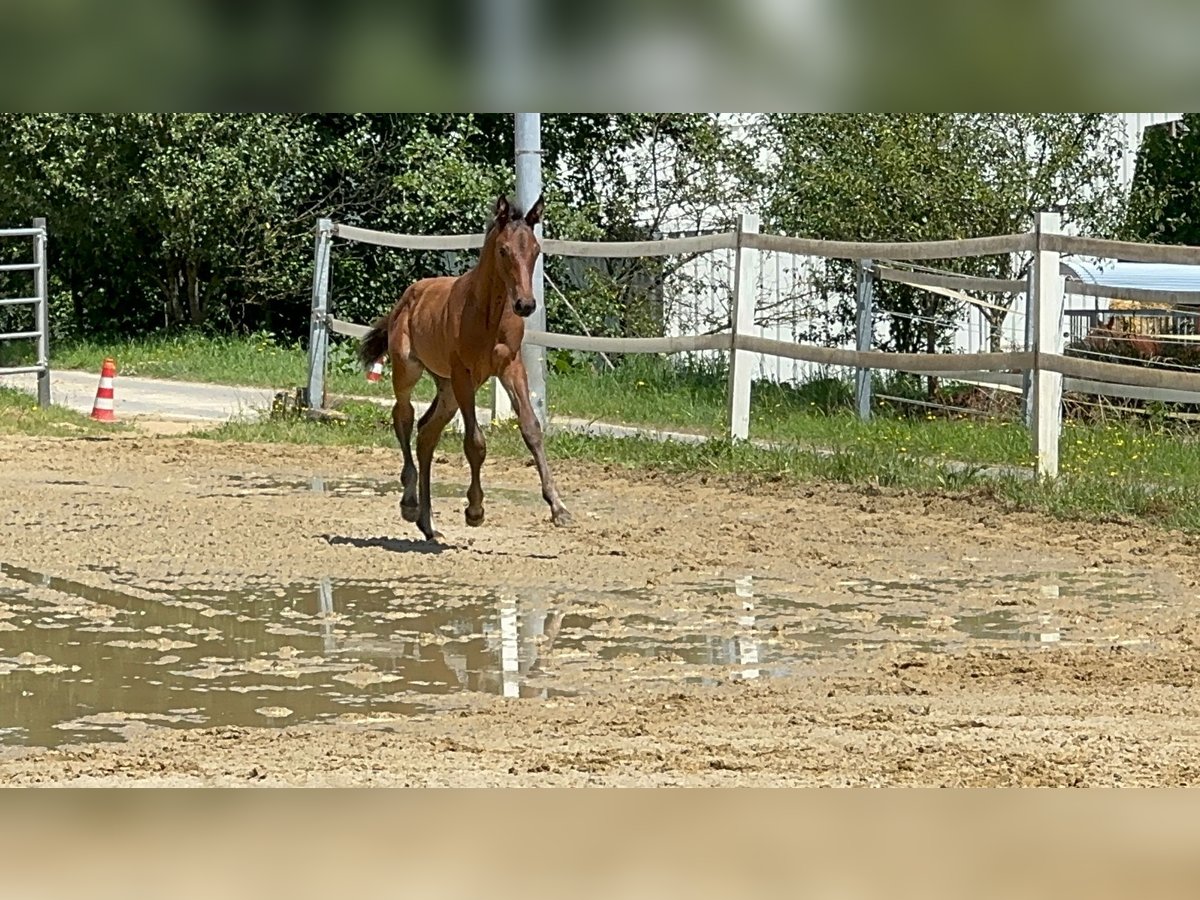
<box><xmin>1</xmin><ymin>433</ymin><xmax>1199</xmax><ymax>785</ymax></box>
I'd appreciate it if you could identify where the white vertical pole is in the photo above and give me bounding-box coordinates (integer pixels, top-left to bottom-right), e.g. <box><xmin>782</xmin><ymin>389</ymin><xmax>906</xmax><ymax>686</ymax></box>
<box><xmin>32</xmin><ymin>217</ymin><xmax>49</xmax><ymax>408</ymax></box>
<box><xmin>1021</xmin><ymin>268</ymin><xmax>1035</xmax><ymax>429</ymax></box>
<box><xmin>307</xmin><ymin>218</ymin><xmax>333</xmax><ymax>409</ymax></box>
<box><xmin>1031</xmin><ymin>211</ymin><xmax>1064</xmax><ymax>479</ymax></box>
<box><xmin>727</xmin><ymin>212</ymin><xmax>759</xmax><ymax>441</ymax></box>
<box><xmin>512</xmin><ymin>113</ymin><xmax>546</xmax><ymax>429</ymax></box>
<box><xmin>854</xmin><ymin>258</ymin><xmax>874</xmax><ymax>421</ymax></box>
<box><xmin>491</xmin><ymin>371</ymin><xmax>514</xmax><ymax>423</ymax></box>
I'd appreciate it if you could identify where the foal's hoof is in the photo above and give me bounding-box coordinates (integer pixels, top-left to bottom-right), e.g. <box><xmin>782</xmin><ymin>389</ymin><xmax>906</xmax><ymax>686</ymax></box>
<box><xmin>400</xmin><ymin>502</ymin><xmax>420</xmax><ymax>523</ymax></box>
<box><xmin>415</xmin><ymin>515</ymin><xmax>443</xmax><ymax>543</ymax></box>
<box><xmin>465</xmin><ymin>508</ymin><xmax>485</xmax><ymax>527</ymax></box>
<box><xmin>551</xmin><ymin>508</ymin><xmax>574</xmax><ymax>528</ymax></box>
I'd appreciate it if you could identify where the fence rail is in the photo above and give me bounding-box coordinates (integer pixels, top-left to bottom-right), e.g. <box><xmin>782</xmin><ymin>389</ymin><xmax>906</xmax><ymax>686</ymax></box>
<box><xmin>0</xmin><ymin>218</ymin><xmax>50</xmax><ymax>407</ymax></box>
<box><xmin>543</xmin><ymin>233</ymin><xmax>738</xmax><ymax>258</ymax></box>
<box><xmin>309</xmin><ymin>211</ymin><xmax>1200</xmax><ymax>481</ymax></box>
<box><xmin>743</xmin><ymin>232</ymin><xmax>1035</xmax><ymax>260</ymax></box>
<box><xmin>331</xmin><ymin>222</ymin><xmax>740</xmax><ymax>258</ymax></box>
<box><xmin>333</xmin><ymin>223</ymin><xmax>485</xmax><ymax>251</ymax></box>
<box><xmin>876</xmin><ymin>266</ymin><xmax>1026</xmax><ymax>294</ymax></box>
<box><xmin>1047</xmin><ymin>234</ymin><xmax>1200</xmax><ymax>266</ymax></box>
<box><xmin>525</xmin><ymin>330</ymin><xmax>733</xmax><ymax>354</ymax></box>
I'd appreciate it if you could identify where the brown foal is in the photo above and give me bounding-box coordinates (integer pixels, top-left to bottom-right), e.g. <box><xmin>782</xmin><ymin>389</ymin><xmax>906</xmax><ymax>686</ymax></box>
<box><xmin>357</xmin><ymin>193</ymin><xmax>571</xmax><ymax>542</ymax></box>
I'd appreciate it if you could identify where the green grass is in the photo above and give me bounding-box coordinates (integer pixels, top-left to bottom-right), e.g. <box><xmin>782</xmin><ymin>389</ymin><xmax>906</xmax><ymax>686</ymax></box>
<box><xmin>547</xmin><ymin>355</ymin><xmax>728</xmax><ymax>433</ymax></box>
<box><xmin>193</xmin><ymin>394</ymin><xmax>1200</xmax><ymax>534</ymax></box>
<box><xmin>548</xmin><ymin>358</ymin><xmax>1035</xmax><ymax>467</ymax></box>
<box><xmin>0</xmin><ymin>385</ymin><xmax>129</xmax><ymax>437</ymax></box>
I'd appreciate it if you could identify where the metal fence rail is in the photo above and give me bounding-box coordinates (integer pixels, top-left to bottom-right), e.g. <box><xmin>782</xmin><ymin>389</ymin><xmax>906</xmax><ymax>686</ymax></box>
<box><xmin>0</xmin><ymin>218</ymin><xmax>50</xmax><ymax>407</ymax></box>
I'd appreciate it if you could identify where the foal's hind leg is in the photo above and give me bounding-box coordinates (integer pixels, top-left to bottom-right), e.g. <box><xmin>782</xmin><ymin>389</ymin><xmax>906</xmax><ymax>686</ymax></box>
<box><xmin>414</xmin><ymin>377</ymin><xmax>460</xmax><ymax>542</ymax></box>
<box><xmin>390</xmin><ymin>358</ymin><xmax>425</xmax><ymax>522</ymax></box>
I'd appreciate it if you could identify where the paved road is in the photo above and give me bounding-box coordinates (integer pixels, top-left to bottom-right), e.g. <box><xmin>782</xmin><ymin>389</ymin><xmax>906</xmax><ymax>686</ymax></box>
<box><xmin>0</xmin><ymin>369</ymin><xmax>279</xmax><ymax>423</ymax></box>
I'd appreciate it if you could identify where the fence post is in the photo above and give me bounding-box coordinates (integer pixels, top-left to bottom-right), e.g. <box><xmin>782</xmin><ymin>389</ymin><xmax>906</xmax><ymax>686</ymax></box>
<box><xmin>727</xmin><ymin>212</ymin><xmax>759</xmax><ymax>441</ymax></box>
<box><xmin>32</xmin><ymin>217</ymin><xmax>50</xmax><ymax>409</ymax></box>
<box><xmin>1021</xmin><ymin>268</ymin><xmax>1035</xmax><ymax>429</ymax></box>
<box><xmin>306</xmin><ymin>218</ymin><xmax>333</xmax><ymax>410</ymax></box>
<box><xmin>854</xmin><ymin>258</ymin><xmax>874</xmax><ymax>421</ymax></box>
<box><xmin>491</xmin><ymin>375</ymin><xmax>514</xmax><ymax>423</ymax></box>
<box><xmin>1031</xmin><ymin>211</ymin><xmax>1064</xmax><ymax>479</ymax></box>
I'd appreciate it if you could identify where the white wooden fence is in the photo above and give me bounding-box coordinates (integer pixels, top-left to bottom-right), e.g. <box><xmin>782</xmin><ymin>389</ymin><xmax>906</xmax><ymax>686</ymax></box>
<box><xmin>306</xmin><ymin>212</ymin><xmax>1200</xmax><ymax>481</ymax></box>
<box><xmin>0</xmin><ymin>218</ymin><xmax>50</xmax><ymax>407</ymax></box>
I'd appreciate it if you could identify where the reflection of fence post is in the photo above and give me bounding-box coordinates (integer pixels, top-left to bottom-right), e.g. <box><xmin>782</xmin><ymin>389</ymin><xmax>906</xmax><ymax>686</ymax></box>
<box><xmin>32</xmin><ymin>217</ymin><xmax>49</xmax><ymax>409</ymax></box>
<box><xmin>854</xmin><ymin>259</ymin><xmax>874</xmax><ymax>421</ymax></box>
<box><xmin>499</xmin><ymin>597</ymin><xmax>519</xmax><ymax>699</ymax></box>
<box><xmin>727</xmin><ymin>212</ymin><xmax>759</xmax><ymax>442</ymax></box>
<box><xmin>317</xmin><ymin>577</ymin><xmax>335</xmax><ymax>654</ymax></box>
<box><xmin>1021</xmin><ymin>268</ymin><xmax>1035</xmax><ymax>429</ymax></box>
<box><xmin>1031</xmin><ymin>212</ymin><xmax>1064</xmax><ymax>479</ymax></box>
<box><xmin>734</xmin><ymin>575</ymin><xmax>760</xmax><ymax>680</ymax></box>
<box><xmin>306</xmin><ymin>218</ymin><xmax>333</xmax><ymax>410</ymax></box>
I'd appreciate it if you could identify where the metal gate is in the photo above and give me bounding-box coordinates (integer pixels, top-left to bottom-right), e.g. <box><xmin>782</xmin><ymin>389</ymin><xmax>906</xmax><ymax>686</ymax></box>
<box><xmin>0</xmin><ymin>218</ymin><xmax>50</xmax><ymax>407</ymax></box>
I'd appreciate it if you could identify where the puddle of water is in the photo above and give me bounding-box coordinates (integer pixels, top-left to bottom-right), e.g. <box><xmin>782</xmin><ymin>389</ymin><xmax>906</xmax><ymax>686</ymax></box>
<box><xmin>0</xmin><ymin>562</ymin><xmax>1164</xmax><ymax>748</ymax></box>
<box><xmin>0</xmin><ymin>562</ymin><xmax>584</xmax><ymax>747</ymax></box>
<box><xmin>840</xmin><ymin>571</ymin><xmax>1157</xmax><ymax>610</ymax></box>
<box><xmin>840</xmin><ymin>570</ymin><xmax>1167</xmax><ymax>650</ymax></box>
<box><xmin>876</xmin><ymin>610</ymin><xmax>1061</xmax><ymax>646</ymax></box>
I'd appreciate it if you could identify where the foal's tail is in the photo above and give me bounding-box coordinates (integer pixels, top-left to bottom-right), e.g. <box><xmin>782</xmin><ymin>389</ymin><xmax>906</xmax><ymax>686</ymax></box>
<box><xmin>356</xmin><ymin>313</ymin><xmax>391</xmax><ymax>372</ymax></box>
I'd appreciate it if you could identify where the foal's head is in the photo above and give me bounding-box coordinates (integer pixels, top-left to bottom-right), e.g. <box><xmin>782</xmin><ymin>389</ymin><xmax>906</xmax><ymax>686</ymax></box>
<box><xmin>488</xmin><ymin>192</ymin><xmax>544</xmax><ymax>318</ymax></box>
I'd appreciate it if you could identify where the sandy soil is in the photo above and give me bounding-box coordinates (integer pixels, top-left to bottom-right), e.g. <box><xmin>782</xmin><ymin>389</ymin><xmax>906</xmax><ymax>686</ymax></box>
<box><xmin>1</xmin><ymin>431</ymin><xmax>1199</xmax><ymax>786</ymax></box>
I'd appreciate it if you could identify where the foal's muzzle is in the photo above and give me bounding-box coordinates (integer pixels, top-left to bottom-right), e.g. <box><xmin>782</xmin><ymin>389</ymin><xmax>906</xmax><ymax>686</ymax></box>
<box><xmin>513</xmin><ymin>297</ymin><xmax>536</xmax><ymax>317</ymax></box>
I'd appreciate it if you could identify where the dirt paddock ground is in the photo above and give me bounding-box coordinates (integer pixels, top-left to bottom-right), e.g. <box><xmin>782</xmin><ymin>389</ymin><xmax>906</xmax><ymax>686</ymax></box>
<box><xmin>1</xmin><ymin>431</ymin><xmax>1199</xmax><ymax>786</ymax></box>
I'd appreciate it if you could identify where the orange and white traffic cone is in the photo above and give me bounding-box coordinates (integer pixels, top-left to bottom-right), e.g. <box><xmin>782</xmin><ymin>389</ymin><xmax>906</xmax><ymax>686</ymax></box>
<box><xmin>90</xmin><ymin>357</ymin><xmax>117</xmax><ymax>422</ymax></box>
<box><xmin>366</xmin><ymin>356</ymin><xmax>385</xmax><ymax>383</ymax></box>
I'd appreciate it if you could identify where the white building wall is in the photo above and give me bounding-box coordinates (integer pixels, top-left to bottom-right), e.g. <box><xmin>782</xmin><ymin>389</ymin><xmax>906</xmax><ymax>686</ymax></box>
<box><xmin>1117</xmin><ymin>113</ymin><xmax>1183</xmax><ymax>189</ymax></box>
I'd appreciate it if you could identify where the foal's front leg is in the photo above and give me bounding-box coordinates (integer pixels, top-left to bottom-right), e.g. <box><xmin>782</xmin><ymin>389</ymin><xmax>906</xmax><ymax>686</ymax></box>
<box><xmin>499</xmin><ymin>357</ymin><xmax>571</xmax><ymax>526</ymax></box>
<box><xmin>451</xmin><ymin>366</ymin><xmax>487</xmax><ymax>527</ymax></box>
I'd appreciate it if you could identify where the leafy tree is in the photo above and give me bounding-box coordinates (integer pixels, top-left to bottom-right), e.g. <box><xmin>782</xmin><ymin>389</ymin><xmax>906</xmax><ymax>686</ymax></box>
<box><xmin>757</xmin><ymin>114</ymin><xmax>1128</xmax><ymax>356</ymax></box>
<box><xmin>0</xmin><ymin>114</ymin><xmax>329</xmax><ymax>336</ymax></box>
<box><xmin>0</xmin><ymin>113</ymin><xmax>755</xmax><ymax>349</ymax></box>
<box><xmin>1126</xmin><ymin>115</ymin><xmax>1200</xmax><ymax>246</ymax></box>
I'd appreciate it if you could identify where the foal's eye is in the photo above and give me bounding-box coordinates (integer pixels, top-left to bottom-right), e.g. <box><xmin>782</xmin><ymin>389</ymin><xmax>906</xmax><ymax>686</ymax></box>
<box><xmin>498</xmin><ymin>246</ymin><xmax>510</xmax><ymax>258</ymax></box>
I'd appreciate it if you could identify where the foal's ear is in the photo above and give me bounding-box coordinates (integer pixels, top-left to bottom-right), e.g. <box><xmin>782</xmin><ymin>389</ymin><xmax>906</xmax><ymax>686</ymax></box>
<box><xmin>523</xmin><ymin>193</ymin><xmax>545</xmax><ymax>229</ymax></box>
<box><xmin>493</xmin><ymin>194</ymin><xmax>512</xmax><ymax>227</ymax></box>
